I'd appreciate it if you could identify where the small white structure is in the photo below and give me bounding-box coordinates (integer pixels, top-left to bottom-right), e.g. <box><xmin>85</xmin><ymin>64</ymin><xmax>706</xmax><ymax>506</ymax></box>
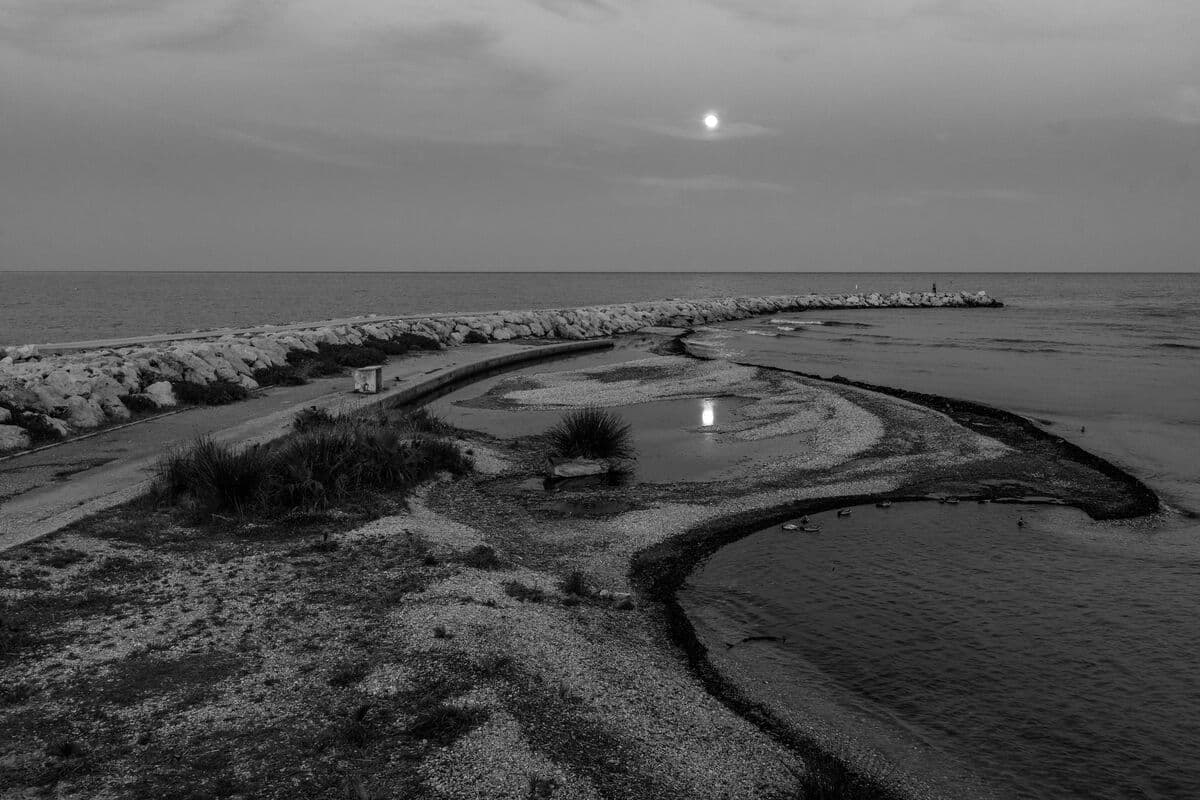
<box><xmin>353</xmin><ymin>365</ymin><xmax>384</xmax><ymax>394</ymax></box>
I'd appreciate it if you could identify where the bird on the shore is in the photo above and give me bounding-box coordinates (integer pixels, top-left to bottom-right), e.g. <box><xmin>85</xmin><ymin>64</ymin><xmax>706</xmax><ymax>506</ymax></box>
<box><xmin>1081</xmin><ymin>425</ymin><xmax>1086</xmax><ymax>433</ymax></box>
<box><xmin>800</xmin><ymin>515</ymin><xmax>809</xmax><ymax>525</ymax></box>
<box><xmin>1017</xmin><ymin>516</ymin><xmax>1026</xmax><ymax>528</ymax></box>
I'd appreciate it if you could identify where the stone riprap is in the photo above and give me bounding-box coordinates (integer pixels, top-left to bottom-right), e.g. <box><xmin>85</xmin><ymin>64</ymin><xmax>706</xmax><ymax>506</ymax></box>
<box><xmin>0</xmin><ymin>291</ymin><xmax>1000</xmax><ymax>450</ymax></box>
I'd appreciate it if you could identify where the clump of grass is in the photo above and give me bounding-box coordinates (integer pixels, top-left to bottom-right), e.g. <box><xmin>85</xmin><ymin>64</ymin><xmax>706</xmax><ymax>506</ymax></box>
<box><xmin>153</xmin><ymin>438</ymin><xmax>269</xmax><ymax>516</ymax></box>
<box><xmin>292</xmin><ymin>405</ymin><xmax>336</xmax><ymax>432</ymax></box>
<box><xmin>170</xmin><ymin>380</ymin><xmax>251</xmax><ymax>406</ymax></box>
<box><xmin>503</xmin><ymin>580</ymin><xmax>545</xmax><ymax>603</ymax></box>
<box><xmin>41</xmin><ymin>548</ymin><xmax>89</xmax><ymax>569</ymax></box>
<box><xmin>527</xmin><ymin>776</ymin><xmax>558</xmax><ymax>799</ymax></box>
<box><xmin>545</xmin><ymin>407</ymin><xmax>635</xmax><ymax>460</ymax></box>
<box><xmin>328</xmin><ymin>659</ymin><xmax>373</xmax><ymax>687</ymax></box>
<box><xmin>0</xmin><ymin>610</ymin><xmax>36</xmax><ymax>658</ymax></box>
<box><xmin>0</xmin><ymin>680</ymin><xmax>36</xmax><ymax>706</ymax></box>
<box><xmin>394</xmin><ymin>407</ymin><xmax>451</xmax><ymax>437</ymax></box>
<box><xmin>454</xmin><ymin>544</ymin><xmax>502</xmax><ymax>570</ymax></box>
<box><xmin>559</xmin><ymin>570</ymin><xmax>590</xmax><ymax>597</ymax></box>
<box><xmin>340</xmin><ymin>703</ymin><xmax>375</xmax><ymax>747</ymax></box>
<box><xmin>151</xmin><ymin>410</ymin><xmax>472</xmax><ymax>520</ymax></box>
<box><xmin>432</xmin><ymin>625</ymin><xmax>451</xmax><ymax>640</ymax></box>
<box><xmin>474</xmin><ymin>653</ymin><xmax>516</xmax><ymax>678</ymax></box>
<box><xmin>405</xmin><ymin>703</ymin><xmax>488</xmax><ymax>746</ymax></box>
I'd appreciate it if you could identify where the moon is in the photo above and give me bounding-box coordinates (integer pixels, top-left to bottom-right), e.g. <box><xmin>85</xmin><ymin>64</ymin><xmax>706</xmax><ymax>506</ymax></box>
<box><xmin>703</xmin><ymin>112</ymin><xmax>720</xmax><ymax>131</ymax></box>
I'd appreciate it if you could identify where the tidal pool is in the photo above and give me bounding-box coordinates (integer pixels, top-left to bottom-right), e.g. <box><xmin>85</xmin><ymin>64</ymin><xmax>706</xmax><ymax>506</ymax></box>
<box><xmin>681</xmin><ymin>502</ymin><xmax>1200</xmax><ymax>800</ymax></box>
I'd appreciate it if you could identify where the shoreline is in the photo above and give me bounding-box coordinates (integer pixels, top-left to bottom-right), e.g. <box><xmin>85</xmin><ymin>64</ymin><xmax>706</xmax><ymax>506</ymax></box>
<box><xmin>628</xmin><ymin>353</ymin><xmax>1163</xmax><ymax>799</ymax></box>
<box><xmin>2</xmin><ymin>328</ymin><xmax>1163</xmax><ymax>799</ymax></box>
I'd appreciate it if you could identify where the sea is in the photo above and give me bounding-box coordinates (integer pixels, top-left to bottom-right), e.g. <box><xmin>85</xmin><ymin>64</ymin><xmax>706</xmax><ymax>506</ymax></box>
<box><xmin>3</xmin><ymin>270</ymin><xmax>1198</xmax><ymax>798</ymax></box>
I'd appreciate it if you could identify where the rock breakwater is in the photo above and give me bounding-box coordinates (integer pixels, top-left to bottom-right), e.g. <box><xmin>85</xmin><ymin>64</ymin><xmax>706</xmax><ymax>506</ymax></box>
<box><xmin>0</xmin><ymin>291</ymin><xmax>1000</xmax><ymax>450</ymax></box>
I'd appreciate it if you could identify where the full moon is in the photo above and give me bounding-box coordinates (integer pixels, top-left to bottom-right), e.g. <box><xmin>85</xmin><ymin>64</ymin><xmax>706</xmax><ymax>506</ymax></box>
<box><xmin>703</xmin><ymin>112</ymin><xmax>720</xmax><ymax>131</ymax></box>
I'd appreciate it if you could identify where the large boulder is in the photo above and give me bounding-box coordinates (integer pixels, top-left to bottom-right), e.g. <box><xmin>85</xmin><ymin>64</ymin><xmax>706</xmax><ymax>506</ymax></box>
<box><xmin>7</xmin><ymin>344</ymin><xmax>39</xmax><ymax>362</ymax></box>
<box><xmin>0</xmin><ymin>379</ymin><xmax>40</xmax><ymax>412</ymax></box>
<box><xmin>64</xmin><ymin>396</ymin><xmax>106</xmax><ymax>429</ymax></box>
<box><xmin>0</xmin><ymin>424</ymin><xmax>32</xmax><ymax>452</ymax></box>
<box><xmin>20</xmin><ymin>412</ymin><xmax>71</xmax><ymax>439</ymax></box>
<box><xmin>144</xmin><ymin>381</ymin><xmax>178</xmax><ymax>408</ymax></box>
<box><xmin>99</xmin><ymin>397</ymin><xmax>132</xmax><ymax>422</ymax></box>
<box><xmin>0</xmin><ymin>407</ymin><xmax>10</xmax><ymax>424</ymax></box>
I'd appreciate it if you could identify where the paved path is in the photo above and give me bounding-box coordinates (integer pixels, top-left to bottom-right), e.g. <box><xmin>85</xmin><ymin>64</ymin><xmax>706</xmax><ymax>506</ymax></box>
<box><xmin>0</xmin><ymin>340</ymin><xmax>609</xmax><ymax>552</ymax></box>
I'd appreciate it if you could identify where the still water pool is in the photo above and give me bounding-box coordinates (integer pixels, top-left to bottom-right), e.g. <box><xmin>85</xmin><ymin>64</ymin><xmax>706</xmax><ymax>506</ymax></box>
<box><xmin>682</xmin><ymin>502</ymin><xmax>1200</xmax><ymax>800</ymax></box>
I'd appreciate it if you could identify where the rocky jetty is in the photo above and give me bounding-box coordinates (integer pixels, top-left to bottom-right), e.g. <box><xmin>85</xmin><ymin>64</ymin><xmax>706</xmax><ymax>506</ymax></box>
<box><xmin>0</xmin><ymin>291</ymin><xmax>1000</xmax><ymax>451</ymax></box>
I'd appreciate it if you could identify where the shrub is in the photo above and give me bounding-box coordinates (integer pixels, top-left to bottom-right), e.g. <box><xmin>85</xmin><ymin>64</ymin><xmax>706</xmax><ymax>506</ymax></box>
<box><xmin>286</xmin><ymin>349</ymin><xmax>343</xmax><ymax>377</ymax></box>
<box><xmin>316</xmin><ymin>343</ymin><xmax>388</xmax><ymax>369</ymax></box>
<box><xmin>328</xmin><ymin>660</ymin><xmax>372</xmax><ymax>687</ymax></box>
<box><xmin>405</xmin><ymin>703</ymin><xmax>488</xmax><ymax>746</ymax></box>
<box><xmin>152</xmin><ymin>411</ymin><xmax>471</xmax><ymax>519</ymax></box>
<box><xmin>363</xmin><ymin>337</ymin><xmax>412</xmax><ymax>356</ymax></box>
<box><xmin>394</xmin><ymin>407</ymin><xmax>450</xmax><ymax>437</ymax></box>
<box><xmin>170</xmin><ymin>380</ymin><xmax>251</xmax><ymax>406</ymax></box>
<box><xmin>545</xmin><ymin>407</ymin><xmax>635</xmax><ymax>460</ymax></box>
<box><xmin>253</xmin><ymin>364</ymin><xmax>308</xmax><ymax>386</ymax></box>
<box><xmin>455</xmin><ymin>544</ymin><xmax>502</xmax><ymax>570</ymax></box>
<box><xmin>503</xmin><ymin>581</ymin><xmax>545</xmax><ymax>603</ymax></box>
<box><xmin>0</xmin><ymin>609</ymin><xmax>35</xmax><ymax>658</ymax></box>
<box><xmin>119</xmin><ymin>394</ymin><xmax>158</xmax><ymax>414</ymax></box>
<box><xmin>17</xmin><ymin>412</ymin><xmax>67</xmax><ymax>441</ymax></box>
<box><xmin>391</xmin><ymin>332</ymin><xmax>442</xmax><ymax>351</ymax></box>
<box><xmin>293</xmin><ymin>406</ymin><xmax>336</xmax><ymax>432</ymax></box>
<box><xmin>559</xmin><ymin>571</ymin><xmax>590</xmax><ymax>597</ymax></box>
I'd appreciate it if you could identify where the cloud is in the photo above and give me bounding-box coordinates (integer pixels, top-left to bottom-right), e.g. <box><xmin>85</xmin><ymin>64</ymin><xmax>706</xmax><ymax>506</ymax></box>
<box><xmin>616</xmin><ymin>174</ymin><xmax>794</xmax><ymax>194</ymax></box>
<box><xmin>527</xmin><ymin>0</ymin><xmax>617</xmax><ymax>21</ymax></box>
<box><xmin>704</xmin><ymin>0</ymin><xmax>1143</xmax><ymax>42</ymax></box>
<box><xmin>0</xmin><ymin>0</ymin><xmax>276</xmax><ymax>54</ymax></box>
<box><xmin>363</xmin><ymin>21</ymin><xmax>557</xmax><ymax>101</ymax></box>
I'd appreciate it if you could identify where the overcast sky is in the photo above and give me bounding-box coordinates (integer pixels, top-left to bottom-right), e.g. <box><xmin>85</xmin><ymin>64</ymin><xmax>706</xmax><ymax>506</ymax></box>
<box><xmin>1</xmin><ymin>0</ymin><xmax>1198</xmax><ymax>271</ymax></box>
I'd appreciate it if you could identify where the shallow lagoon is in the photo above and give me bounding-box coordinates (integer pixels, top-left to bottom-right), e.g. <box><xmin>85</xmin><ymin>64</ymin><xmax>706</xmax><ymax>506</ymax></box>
<box><xmin>682</xmin><ymin>502</ymin><xmax>1200</xmax><ymax>800</ymax></box>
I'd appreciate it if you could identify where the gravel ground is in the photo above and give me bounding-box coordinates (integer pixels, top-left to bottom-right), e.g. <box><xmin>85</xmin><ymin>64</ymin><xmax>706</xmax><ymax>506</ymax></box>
<box><xmin>0</xmin><ymin>351</ymin><xmax>1124</xmax><ymax>800</ymax></box>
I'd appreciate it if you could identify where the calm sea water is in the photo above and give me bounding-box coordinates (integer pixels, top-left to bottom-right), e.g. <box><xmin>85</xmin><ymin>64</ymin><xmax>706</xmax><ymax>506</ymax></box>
<box><xmin>680</xmin><ymin>272</ymin><xmax>1200</xmax><ymax>799</ymax></box>
<box><xmin>6</xmin><ymin>271</ymin><xmax>1198</xmax><ymax>797</ymax></box>
<box><xmin>4</xmin><ymin>270</ymin><xmax>1004</xmax><ymax>345</ymax></box>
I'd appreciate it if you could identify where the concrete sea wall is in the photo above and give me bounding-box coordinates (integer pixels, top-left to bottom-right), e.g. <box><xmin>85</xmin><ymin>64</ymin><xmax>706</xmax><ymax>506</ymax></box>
<box><xmin>0</xmin><ymin>291</ymin><xmax>1001</xmax><ymax>451</ymax></box>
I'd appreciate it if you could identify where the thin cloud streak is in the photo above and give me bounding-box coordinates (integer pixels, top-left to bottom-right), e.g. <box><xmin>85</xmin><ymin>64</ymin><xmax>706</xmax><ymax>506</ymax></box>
<box><xmin>616</xmin><ymin>174</ymin><xmax>794</xmax><ymax>194</ymax></box>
